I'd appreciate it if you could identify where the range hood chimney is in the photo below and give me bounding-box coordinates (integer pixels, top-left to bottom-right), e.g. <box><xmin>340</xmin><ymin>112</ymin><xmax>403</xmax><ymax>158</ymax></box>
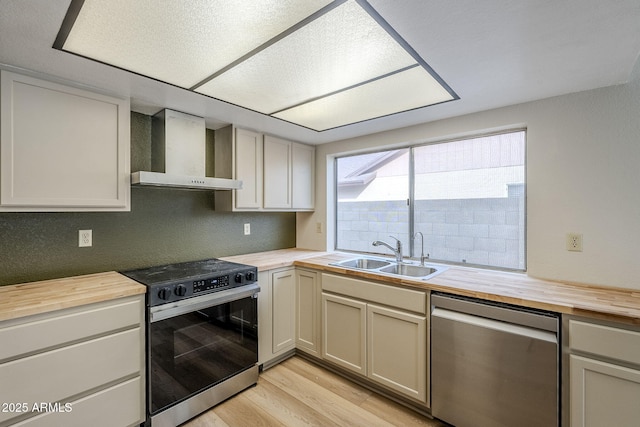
<box><xmin>131</xmin><ymin>109</ymin><xmax>242</xmax><ymax>190</ymax></box>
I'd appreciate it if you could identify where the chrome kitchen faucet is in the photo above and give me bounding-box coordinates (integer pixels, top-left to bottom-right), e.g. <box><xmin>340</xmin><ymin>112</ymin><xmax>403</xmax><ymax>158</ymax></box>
<box><xmin>372</xmin><ymin>236</ymin><xmax>403</xmax><ymax>263</ymax></box>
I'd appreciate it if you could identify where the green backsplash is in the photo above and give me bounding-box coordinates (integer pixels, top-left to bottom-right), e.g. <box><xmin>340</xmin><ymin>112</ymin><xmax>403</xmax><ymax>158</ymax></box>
<box><xmin>0</xmin><ymin>112</ymin><xmax>296</xmax><ymax>286</ymax></box>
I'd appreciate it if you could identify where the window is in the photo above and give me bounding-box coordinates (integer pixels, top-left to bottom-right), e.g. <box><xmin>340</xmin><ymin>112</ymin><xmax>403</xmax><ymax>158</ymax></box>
<box><xmin>335</xmin><ymin>130</ymin><xmax>526</xmax><ymax>270</ymax></box>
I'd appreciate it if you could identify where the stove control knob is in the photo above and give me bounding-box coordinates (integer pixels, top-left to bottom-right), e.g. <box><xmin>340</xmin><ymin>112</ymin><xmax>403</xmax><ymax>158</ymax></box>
<box><xmin>246</xmin><ymin>271</ymin><xmax>256</xmax><ymax>281</ymax></box>
<box><xmin>234</xmin><ymin>273</ymin><xmax>244</xmax><ymax>283</ymax></box>
<box><xmin>158</xmin><ymin>287</ymin><xmax>172</xmax><ymax>300</ymax></box>
<box><xmin>175</xmin><ymin>285</ymin><xmax>187</xmax><ymax>297</ymax></box>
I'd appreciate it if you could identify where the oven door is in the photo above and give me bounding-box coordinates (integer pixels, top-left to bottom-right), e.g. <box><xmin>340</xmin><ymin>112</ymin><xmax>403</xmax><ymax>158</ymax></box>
<box><xmin>148</xmin><ymin>283</ymin><xmax>259</xmax><ymax>418</ymax></box>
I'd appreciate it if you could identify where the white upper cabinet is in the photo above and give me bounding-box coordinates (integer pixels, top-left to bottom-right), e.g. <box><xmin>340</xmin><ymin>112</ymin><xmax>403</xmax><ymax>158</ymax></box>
<box><xmin>263</xmin><ymin>135</ymin><xmax>292</xmax><ymax>209</ymax></box>
<box><xmin>263</xmin><ymin>135</ymin><xmax>315</xmax><ymax>211</ymax></box>
<box><xmin>234</xmin><ymin>128</ymin><xmax>263</xmax><ymax>210</ymax></box>
<box><xmin>0</xmin><ymin>70</ymin><xmax>130</xmax><ymax>211</ymax></box>
<box><xmin>215</xmin><ymin>126</ymin><xmax>314</xmax><ymax>212</ymax></box>
<box><xmin>291</xmin><ymin>142</ymin><xmax>315</xmax><ymax>210</ymax></box>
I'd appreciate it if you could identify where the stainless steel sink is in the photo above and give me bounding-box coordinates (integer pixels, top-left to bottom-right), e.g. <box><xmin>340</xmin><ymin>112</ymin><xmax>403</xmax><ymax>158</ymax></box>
<box><xmin>331</xmin><ymin>258</ymin><xmax>392</xmax><ymax>270</ymax></box>
<box><xmin>379</xmin><ymin>264</ymin><xmax>438</xmax><ymax>277</ymax></box>
<box><xmin>330</xmin><ymin>256</ymin><xmax>446</xmax><ymax>280</ymax></box>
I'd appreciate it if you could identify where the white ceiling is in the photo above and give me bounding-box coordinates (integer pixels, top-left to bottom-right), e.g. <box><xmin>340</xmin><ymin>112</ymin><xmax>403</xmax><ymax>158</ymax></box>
<box><xmin>1</xmin><ymin>0</ymin><xmax>639</xmax><ymax>145</ymax></box>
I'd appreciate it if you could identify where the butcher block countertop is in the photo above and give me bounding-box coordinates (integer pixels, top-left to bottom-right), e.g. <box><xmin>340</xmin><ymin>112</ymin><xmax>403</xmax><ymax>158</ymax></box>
<box><xmin>225</xmin><ymin>249</ymin><xmax>640</xmax><ymax>325</ymax></box>
<box><xmin>222</xmin><ymin>248</ymin><xmax>329</xmax><ymax>271</ymax></box>
<box><xmin>3</xmin><ymin>249</ymin><xmax>639</xmax><ymax>325</ymax></box>
<box><xmin>0</xmin><ymin>271</ymin><xmax>146</xmax><ymax>322</ymax></box>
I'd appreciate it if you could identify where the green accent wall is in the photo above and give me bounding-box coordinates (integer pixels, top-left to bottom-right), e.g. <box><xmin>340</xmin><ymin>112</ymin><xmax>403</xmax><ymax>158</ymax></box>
<box><xmin>0</xmin><ymin>112</ymin><xmax>296</xmax><ymax>286</ymax></box>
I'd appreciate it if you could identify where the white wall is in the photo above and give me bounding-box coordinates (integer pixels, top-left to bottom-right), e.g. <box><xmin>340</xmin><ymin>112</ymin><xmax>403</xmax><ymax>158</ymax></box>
<box><xmin>298</xmin><ymin>59</ymin><xmax>640</xmax><ymax>290</ymax></box>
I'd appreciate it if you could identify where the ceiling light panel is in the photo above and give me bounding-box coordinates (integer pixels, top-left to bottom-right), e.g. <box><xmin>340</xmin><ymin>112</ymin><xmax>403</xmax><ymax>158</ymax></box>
<box><xmin>57</xmin><ymin>0</ymin><xmax>457</xmax><ymax>131</ymax></box>
<box><xmin>60</xmin><ymin>0</ymin><xmax>332</xmax><ymax>88</ymax></box>
<box><xmin>273</xmin><ymin>66</ymin><xmax>455</xmax><ymax>131</ymax></box>
<box><xmin>195</xmin><ymin>0</ymin><xmax>417</xmax><ymax>114</ymax></box>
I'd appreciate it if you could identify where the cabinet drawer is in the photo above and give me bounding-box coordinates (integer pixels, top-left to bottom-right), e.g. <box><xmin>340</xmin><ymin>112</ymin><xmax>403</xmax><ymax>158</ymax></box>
<box><xmin>570</xmin><ymin>320</ymin><xmax>640</xmax><ymax>365</ymax></box>
<box><xmin>11</xmin><ymin>376</ymin><xmax>143</xmax><ymax>427</ymax></box>
<box><xmin>321</xmin><ymin>273</ymin><xmax>427</xmax><ymax>314</ymax></box>
<box><xmin>0</xmin><ymin>295</ymin><xmax>143</xmax><ymax>361</ymax></box>
<box><xmin>0</xmin><ymin>328</ymin><xmax>142</xmax><ymax>424</ymax></box>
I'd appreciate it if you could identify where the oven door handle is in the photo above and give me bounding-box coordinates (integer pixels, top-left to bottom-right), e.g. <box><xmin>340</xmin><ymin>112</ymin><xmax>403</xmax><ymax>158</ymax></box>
<box><xmin>150</xmin><ymin>283</ymin><xmax>260</xmax><ymax>323</ymax></box>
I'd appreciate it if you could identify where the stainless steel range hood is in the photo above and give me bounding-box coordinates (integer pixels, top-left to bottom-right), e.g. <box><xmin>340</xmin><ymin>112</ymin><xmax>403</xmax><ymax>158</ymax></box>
<box><xmin>131</xmin><ymin>109</ymin><xmax>242</xmax><ymax>191</ymax></box>
<box><xmin>131</xmin><ymin>170</ymin><xmax>242</xmax><ymax>190</ymax></box>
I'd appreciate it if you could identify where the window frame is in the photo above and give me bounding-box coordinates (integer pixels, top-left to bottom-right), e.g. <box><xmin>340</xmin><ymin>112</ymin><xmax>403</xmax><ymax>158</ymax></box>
<box><xmin>334</xmin><ymin>128</ymin><xmax>527</xmax><ymax>272</ymax></box>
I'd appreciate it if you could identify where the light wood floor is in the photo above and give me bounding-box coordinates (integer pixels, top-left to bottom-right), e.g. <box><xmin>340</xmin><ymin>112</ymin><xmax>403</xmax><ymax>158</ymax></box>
<box><xmin>183</xmin><ymin>356</ymin><xmax>449</xmax><ymax>427</ymax></box>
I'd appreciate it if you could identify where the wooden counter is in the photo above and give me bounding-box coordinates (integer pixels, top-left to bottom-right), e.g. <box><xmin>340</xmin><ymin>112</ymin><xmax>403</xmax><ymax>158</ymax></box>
<box><xmin>296</xmin><ymin>252</ymin><xmax>640</xmax><ymax>325</ymax></box>
<box><xmin>229</xmin><ymin>249</ymin><xmax>640</xmax><ymax>325</ymax></box>
<box><xmin>0</xmin><ymin>272</ymin><xmax>146</xmax><ymax>322</ymax></box>
<box><xmin>4</xmin><ymin>249</ymin><xmax>639</xmax><ymax>325</ymax></box>
<box><xmin>221</xmin><ymin>248</ymin><xmax>329</xmax><ymax>271</ymax></box>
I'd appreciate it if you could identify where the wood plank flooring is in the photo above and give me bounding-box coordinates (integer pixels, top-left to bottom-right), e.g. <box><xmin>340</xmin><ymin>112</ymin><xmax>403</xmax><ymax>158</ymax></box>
<box><xmin>183</xmin><ymin>356</ymin><xmax>449</xmax><ymax>427</ymax></box>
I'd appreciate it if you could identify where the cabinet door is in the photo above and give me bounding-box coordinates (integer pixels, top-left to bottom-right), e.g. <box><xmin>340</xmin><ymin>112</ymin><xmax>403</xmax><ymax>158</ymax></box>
<box><xmin>234</xmin><ymin>128</ymin><xmax>263</xmax><ymax>209</ymax></box>
<box><xmin>263</xmin><ymin>135</ymin><xmax>292</xmax><ymax>209</ymax></box>
<box><xmin>322</xmin><ymin>293</ymin><xmax>367</xmax><ymax>375</ymax></box>
<box><xmin>291</xmin><ymin>142</ymin><xmax>314</xmax><ymax>210</ymax></box>
<box><xmin>296</xmin><ymin>269</ymin><xmax>319</xmax><ymax>356</ymax></box>
<box><xmin>570</xmin><ymin>355</ymin><xmax>640</xmax><ymax>427</ymax></box>
<box><xmin>0</xmin><ymin>70</ymin><xmax>130</xmax><ymax>211</ymax></box>
<box><xmin>367</xmin><ymin>304</ymin><xmax>427</xmax><ymax>403</ymax></box>
<box><xmin>271</xmin><ymin>269</ymin><xmax>296</xmax><ymax>354</ymax></box>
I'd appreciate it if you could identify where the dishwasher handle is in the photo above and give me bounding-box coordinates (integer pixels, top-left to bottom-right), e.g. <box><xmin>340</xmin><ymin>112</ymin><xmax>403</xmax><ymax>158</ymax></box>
<box><xmin>431</xmin><ymin>293</ymin><xmax>559</xmax><ymax>333</ymax></box>
<box><xmin>432</xmin><ymin>307</ymin><xmax>558</xmax><ymax>344</ymax></box>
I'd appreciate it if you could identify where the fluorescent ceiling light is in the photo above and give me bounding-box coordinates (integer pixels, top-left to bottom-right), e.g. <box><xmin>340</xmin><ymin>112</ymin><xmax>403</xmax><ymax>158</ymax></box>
<box><xmin>273</xmin><ymin>66</ymin><xmax>454</xmax><ymax>130</ymax></box>
<box><xmin>55</xmin><ymin>0</ymin><xmax>457</xmax><ymax>132</ymax></box>
<box><xmin>57</xmin><ymin>0</ymin><xmax>332</xmax><ymax>88</ymax></box>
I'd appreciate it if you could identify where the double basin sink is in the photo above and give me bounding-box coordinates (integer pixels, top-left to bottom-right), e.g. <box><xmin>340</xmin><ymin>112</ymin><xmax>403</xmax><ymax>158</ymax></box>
<box><xmin>330</xmin><ymin>256</ymin><xmax>446</xmax><ymax>280</ymax></box>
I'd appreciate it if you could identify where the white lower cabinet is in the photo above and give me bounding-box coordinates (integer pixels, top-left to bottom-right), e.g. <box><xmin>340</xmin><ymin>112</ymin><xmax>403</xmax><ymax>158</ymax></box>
<box><xmin>321</xmin><ymin>273</ymin><xmax>428</xmax><ymax>404</ymax></box>
<box><xmin>258</xmin><ymin>267</ymin><xmax>297</xmax><ymax>367</ymax></box>
<box><xmin>11</xmin><ymin>377</ymin><xmax>142</xmax><ymax>427</ymax></box>
<box><xmin>272</xmin><ymin>268</ymin><xmax>296</xmax><ymax>354</ymax></box>
<box><xmin>322</xmin><ymin>293</ymin><xmax>367</xmax><ymax>375</ymax></box>
<box><xmin>570</xmin><ymin>355</ymin><xmax>640</xmax><ymax>427</ymax></box>
<box><xmin>0</xmin><ymin>295</ymin><xmax>145</xmax><ymax>427</ymax></box>
<box><xmin>568</xmin><ymin>318</ymin><xmax>640</xmax><ymax>427</ymax></box>
<box><xmin>367</xmin><ymin>304</ymin><xmax>427</xmax><ymax>402</ymax></box>
<box><xmin>295</xmin><ymin>269</ymin><xmax>320</xmax><ymax>357</ymax></box>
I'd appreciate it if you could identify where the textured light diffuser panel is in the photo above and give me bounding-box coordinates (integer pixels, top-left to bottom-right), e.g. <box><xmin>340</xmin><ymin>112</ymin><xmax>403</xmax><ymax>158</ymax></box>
<box><xmin>61</xmin><ymin>0</ymin><xmax>332</xmax><ymax>88</ymax></box>
<box><xmin>273</xmin><ymin>66</ymin><xmax>454</xmax><ymax>130</ymax></box>
<box><xmin>195</xmin><ymin>1</ymin><xmax>417</xmax><ymax>114</ymax></box>
<box><xmin>57</xmin><ymin>0</ymin><xmax>456</xmax><ymax>131</ymax></box>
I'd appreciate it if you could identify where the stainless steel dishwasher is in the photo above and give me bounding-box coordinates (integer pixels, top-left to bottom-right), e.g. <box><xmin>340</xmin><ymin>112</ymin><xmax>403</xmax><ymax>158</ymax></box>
<box><xmin>431</xmin><ymin>293</ymin><xmax>559</xmax><ymax>427</ymax></box>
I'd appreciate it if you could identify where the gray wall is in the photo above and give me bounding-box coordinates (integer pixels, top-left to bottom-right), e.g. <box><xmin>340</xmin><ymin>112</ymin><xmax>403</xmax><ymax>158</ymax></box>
<box><xmin>0</xmin><ymin>113</ymin><xmax>296</xmax><ymax>286</ymax></box>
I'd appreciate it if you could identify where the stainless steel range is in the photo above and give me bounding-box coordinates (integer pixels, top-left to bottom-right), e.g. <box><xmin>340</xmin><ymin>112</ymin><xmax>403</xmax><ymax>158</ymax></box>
<box><xmin>121</xmin><ymin>259</ymin><xmax>259</xmax><ymax>427</ymax></box>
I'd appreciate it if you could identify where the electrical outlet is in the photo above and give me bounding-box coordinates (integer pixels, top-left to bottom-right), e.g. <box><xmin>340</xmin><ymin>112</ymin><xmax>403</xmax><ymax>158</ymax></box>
<box><xmin>566</xmin><ymin>233</ymin><xmax>583</xmax><ymax>252</ymax></box>
<box><xmin>316</xmin><ymin>222</ymin><xmax>322</xmax><ymax>234</ymax></box>
<box><xmin>244</xmin><ymin>223</ymin><xmax>251</xmax><ymax>235</ymax></box>
<box><xmin>79</xmin><ymin>230</ymin><xmax>92</xmax><ymax>247</ymax></box>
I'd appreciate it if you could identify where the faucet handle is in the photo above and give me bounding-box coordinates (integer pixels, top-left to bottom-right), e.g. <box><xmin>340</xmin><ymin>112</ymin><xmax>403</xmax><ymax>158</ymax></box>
<box><xmin>388</xmin><ymin>236</ymin><xmax>402</xmax><ymax>250</ymax></box>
